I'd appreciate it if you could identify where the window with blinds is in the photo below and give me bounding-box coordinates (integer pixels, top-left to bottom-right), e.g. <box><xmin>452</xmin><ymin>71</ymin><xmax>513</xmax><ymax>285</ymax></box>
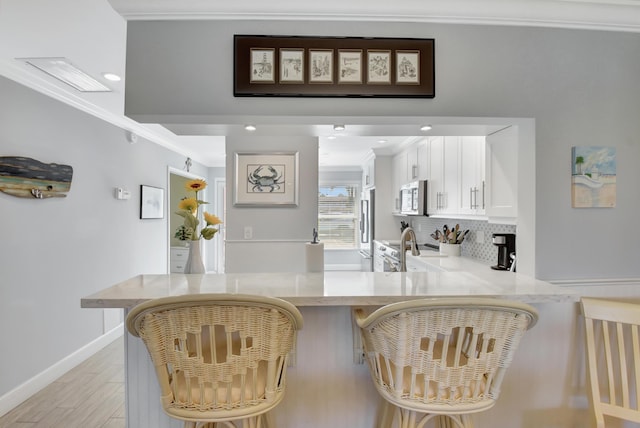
<box><xmin>318</xmin><ymin>185</ymin><xmax>359</xmax><ymax>249</ymax></box>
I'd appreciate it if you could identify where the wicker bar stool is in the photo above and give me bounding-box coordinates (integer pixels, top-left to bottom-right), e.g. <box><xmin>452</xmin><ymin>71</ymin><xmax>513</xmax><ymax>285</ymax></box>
<box><xmin>126</xmin><ymin>294</ymin><xmax>303</xmax><ymax>428</ymax></box>
<box><xmin>354</xmin><ymin>298</ymin><xmax>538</xmax><ymax>428</ymax></box>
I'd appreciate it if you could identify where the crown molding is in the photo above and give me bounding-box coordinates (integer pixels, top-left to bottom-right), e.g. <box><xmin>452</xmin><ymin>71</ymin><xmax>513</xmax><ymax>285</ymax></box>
<box><xmin>107</xmin><ymin>0</ymin><xmax>640</xmax><ymax>33</ymax></box>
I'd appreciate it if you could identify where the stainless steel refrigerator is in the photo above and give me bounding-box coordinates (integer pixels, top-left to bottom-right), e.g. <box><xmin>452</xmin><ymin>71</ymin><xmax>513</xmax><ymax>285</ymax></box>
<box><xmin>359</xmin><ymin>188</ymin><xmax>375</xmax><ymax>271</ymax></box>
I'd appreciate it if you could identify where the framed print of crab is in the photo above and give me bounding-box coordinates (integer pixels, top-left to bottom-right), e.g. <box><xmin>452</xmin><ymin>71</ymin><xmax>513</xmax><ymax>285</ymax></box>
<box><xmin>234</xmin><ymin>152</ymin><xmax>299</xmax><ymax>206</ymax></box>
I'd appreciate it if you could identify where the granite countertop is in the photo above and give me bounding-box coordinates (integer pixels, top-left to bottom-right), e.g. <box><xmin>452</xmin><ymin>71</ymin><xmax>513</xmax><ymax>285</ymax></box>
<box><xmin>81</xmin><ymin>265</ymin><xmax>578</xmax><ymax>309</ymax></box>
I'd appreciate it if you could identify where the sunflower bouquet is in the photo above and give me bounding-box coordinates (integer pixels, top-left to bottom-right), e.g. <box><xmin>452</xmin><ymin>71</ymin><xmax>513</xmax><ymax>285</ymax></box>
<box><xmin>175</xmin><ymin>179</ymin><xmax>222</xmax><ymax>241</ymax></box>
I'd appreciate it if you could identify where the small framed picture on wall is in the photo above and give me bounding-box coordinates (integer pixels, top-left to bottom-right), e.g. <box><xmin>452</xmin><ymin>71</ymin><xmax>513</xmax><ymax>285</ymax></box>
<box><xmin>140</xmin><ymin>185</ymin><xmax>164</xmax><ymax>219</ymax></box>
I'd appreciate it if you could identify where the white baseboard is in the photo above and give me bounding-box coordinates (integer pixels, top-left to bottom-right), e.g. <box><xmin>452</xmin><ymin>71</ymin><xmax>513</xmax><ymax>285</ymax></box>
<box><xmin>549</xmin><ymin>278</ymin><xmax>640</xmax><ymax>287</ymax></box>
<box><xmin>0</xmin><ymin>324</ymin><xmax>124</xmax><ymax>418</ymax></box>
<box><xmin>548</xmin><ymin>278</ymin><xmax>640</xmax><ymax>300</ymax></box>
<box><xmin>325</xmin><ymin>264</ymin><xmax>362</xmax><ymax>271</ymax></box>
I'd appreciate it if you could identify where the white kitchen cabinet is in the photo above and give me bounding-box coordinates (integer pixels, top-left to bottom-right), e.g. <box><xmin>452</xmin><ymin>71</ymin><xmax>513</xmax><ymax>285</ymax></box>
<box><xmin>426</xmin><ymin>136</ymin><xmax>443</xmax><ymax>215</ymax></box>
<box><xmin>485</xmin><ymin>126</ymin><xmax>518</xmax><ymax>223</ymax></box>
<box><xmin>391</xmin><ymin>153</ymin><xmax>405</xmax><ymax>211</ymax></box>
<box><xmin>406</xmin><ymin>143</ymin><xmax>419</xmax><ymax>182</ymax></box>
<box><xmin>170</xmin><ymin>246</ymin><xmax>189</xmax><ymax>273</ymax></box>
<box><xmin>392</xmin><ymin>138</ymin><xmax>429</xmax><ymax>192</ymax></box>
<box><xmin>392</xmin><ymin>143</ymin><xmax>417</xmax><ymax>213</ymax></box>
<box><xmin>362</xmin><ymin>153</ymin><xmax>375</xmax><ymax>188</ymax></box>
<box><xmin>427</xmin><ymin>136</ymin><xmax>459</xmax><ymax>216</ymax></box>
<box><xmin>415</xmin><ymin>139</ymin><xmax>429</xmax><ymax>181</ymax></box>
<box><xmin>458</xmin><ymin>136</ymin><xmax>486</xmax><ymax>215</ymax></box>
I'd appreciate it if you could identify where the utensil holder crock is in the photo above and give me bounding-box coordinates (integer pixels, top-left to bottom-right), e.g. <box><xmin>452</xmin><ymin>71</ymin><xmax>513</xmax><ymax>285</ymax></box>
<box><xmin>439</xmin><ymin>243</ymin><xmax>461</xmax><ymax>257</ymax></box>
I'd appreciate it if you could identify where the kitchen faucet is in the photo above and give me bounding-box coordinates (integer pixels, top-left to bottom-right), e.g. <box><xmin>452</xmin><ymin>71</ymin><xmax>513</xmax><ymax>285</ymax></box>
<box><xmin>399</xmin><ymin>226</ymin><xmax>420</xmax><ymax>272</ymax></box>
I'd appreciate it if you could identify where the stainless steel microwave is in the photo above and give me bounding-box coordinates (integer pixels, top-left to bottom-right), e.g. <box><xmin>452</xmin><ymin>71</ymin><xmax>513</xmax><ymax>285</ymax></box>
<box><xmin>399</xmin><ymin>180</ymin><xmax>428</xmax><ymax>216</ymax></box>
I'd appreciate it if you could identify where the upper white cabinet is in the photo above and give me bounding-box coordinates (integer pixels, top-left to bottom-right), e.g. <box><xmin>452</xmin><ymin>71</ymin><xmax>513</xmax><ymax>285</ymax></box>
<box><xmin>391</xmin><ymin>139</ymin><xmax>428</xmax><ymax>213</ymax></box>
<box><xmin>426</xmin><ymin>136</ymin><xmax>459</xmax><ymax>216</ymax></box>
<box><xmin>415</xmin><ymin>140</ymin><xmax>429</xmax><ymax>181</ymax></box>
<box><xmin>389</xmin><ymin>132</ymin><xmax>515</xmax><ymax>222</ymax></box>
<box><xmin>362</xmin><ymin>153</ymin><xmax>375</xmax><ymax>188</ymax></box>
<box><xmin>391</xmin><ymin>154</ymin><xmax>404</xmax><ymax>211</ymax></box>
<box><xmin>393</xmin><ymin>138</ymin><xmax>428</xmax><ymax>186</ymax></box>
<box><xmin>405</xmin><ymin>140</ymin><xmax>429</xmax><ymax>182</ymax></box>
<box><xmin>458</xmin><ymin>136</ymin><xmax>486</xmax><ymax>215</ymax></box>
<box><xmin>485</xmin><ymin>126</ymin><xmax>518</xmax><ymax>222</ymax></box>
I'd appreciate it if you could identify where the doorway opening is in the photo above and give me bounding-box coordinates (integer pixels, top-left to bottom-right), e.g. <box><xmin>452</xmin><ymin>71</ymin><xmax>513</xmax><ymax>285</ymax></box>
<box><xmin>167</xmin><ymin>167</ymin><xmax>208</xmax><ymax>273</ymax></box>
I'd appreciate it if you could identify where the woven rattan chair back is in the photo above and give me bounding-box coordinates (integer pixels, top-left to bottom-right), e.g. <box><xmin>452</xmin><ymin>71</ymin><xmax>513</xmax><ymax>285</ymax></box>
<box><xmin>354</xmin><ymin>298</ymin><xmax>538</xmax><ymax>428</ymax></box>
<box><xmin>126</xmin><ymin>294</ymin><xmax>303</xmax><ymax>428</ymax></box>
<box><xmin>581</xmin><ymin>297</ymin><xmax>640</xmax><ymax>428</ymax></box>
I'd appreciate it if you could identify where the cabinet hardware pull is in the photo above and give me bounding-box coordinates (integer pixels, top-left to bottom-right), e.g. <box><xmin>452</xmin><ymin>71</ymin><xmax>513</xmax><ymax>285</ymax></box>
<box><xmin>470</xmin><ymin>187</ymin><xmax>479</xmax><ymax>209</ymax></box>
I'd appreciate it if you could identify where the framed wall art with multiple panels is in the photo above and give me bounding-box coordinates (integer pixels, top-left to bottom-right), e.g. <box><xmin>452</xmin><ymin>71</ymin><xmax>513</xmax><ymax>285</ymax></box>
<box><xmin>234</xmin><ymin>35</ymin><xmax>435</xmax><ymax>98</ymax></box>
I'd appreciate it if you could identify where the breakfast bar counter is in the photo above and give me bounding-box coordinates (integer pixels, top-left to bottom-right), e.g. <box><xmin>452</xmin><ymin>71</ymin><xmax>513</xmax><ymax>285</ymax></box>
<box><xmin>82</xmin><ymin>270</ymin><xmax>583</xmax><ymax>428</ymax></box>
<box><xmin>81</xmin><ymin>269</ymin><xmax>576</xmax><ymax>309</ymax></box>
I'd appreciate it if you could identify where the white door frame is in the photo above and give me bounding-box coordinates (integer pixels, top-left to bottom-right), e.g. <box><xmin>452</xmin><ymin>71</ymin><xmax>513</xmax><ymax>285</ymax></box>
<box><xmin>214</xmin><ymin>177</ymin><xmax>226</xmax><ymax>273</ymax></box>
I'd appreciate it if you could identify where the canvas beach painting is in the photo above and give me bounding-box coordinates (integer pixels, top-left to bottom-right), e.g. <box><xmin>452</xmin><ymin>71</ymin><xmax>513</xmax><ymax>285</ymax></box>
<box><xmin>571</xmin><ymin>146</ymin><xmax>616</xmax><ymax>208</ymax></box>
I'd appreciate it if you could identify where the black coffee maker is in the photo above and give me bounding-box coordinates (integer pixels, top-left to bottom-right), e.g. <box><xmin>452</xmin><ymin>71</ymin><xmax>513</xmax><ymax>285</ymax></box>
<box><xmin>491</xmin><ymin>233</ymin><xmax>516</xmax><ymax>271</ymax></box>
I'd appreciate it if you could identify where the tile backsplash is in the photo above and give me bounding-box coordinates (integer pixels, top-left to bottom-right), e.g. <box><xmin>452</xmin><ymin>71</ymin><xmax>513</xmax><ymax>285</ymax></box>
<box><xmin>407</xmin><ymin>217</ymin><xmax>517</xmax><ymax>265</ymax></box>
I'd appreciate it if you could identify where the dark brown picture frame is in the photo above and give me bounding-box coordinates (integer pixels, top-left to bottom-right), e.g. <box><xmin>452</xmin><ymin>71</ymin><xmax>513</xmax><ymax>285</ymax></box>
<box><xmin>234</xmin><ymin>35</ymin><xmax>435</xmax><ymax>98</ymax></box>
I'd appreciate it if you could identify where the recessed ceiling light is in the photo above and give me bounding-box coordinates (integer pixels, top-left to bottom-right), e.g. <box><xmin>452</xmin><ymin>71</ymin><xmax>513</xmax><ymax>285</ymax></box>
<box><xmin>102</xmin><ymin>72</ymin><xmax>121</xmax><ymax>82</ymax></box>
<box><xmin>420</xmin><ymin>125</ymin><xmax>433</xmax><ymax>132</ymax></box>
<box><xmin>333</xmin><ymin>124</ymin><xmax>345</xmax><ymax>131</ymax></box>
<box><xmin>327</xmin><ymin>136</ymin><xmax>337</xmax><ymax>140</ymax></box>
<box><xmin>377</xmin><ymin>139</ymin><xmax>388</xmax><ymax>144</ymax></box>
<box><xmin>245</xmin><ymin>124</ymin><xmax>257</xmax><ymax>132</ymax></box>
<box><xmin>20</xmin><ymin>57</ymin><xmax>111</xmax><ymax>92</ymax></box>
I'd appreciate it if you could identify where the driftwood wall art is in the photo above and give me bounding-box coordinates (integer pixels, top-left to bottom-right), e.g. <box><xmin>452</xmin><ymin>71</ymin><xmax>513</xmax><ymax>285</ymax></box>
<box><xmin>0</xmin><ymin>156</ymin><xmax>73</xmax><ymax>199</ymax></box>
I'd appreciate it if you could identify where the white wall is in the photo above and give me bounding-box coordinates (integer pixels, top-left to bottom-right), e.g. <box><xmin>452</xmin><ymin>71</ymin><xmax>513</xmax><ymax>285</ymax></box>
<box><xmin>124</xmin><ymin>20</ymin><xmax>640</xmax><ymax>281</ymax></box>
<box><xmin>0</xmin><ymin>76</ymin><xmax>208</xmax><ymax>399</ymax></box>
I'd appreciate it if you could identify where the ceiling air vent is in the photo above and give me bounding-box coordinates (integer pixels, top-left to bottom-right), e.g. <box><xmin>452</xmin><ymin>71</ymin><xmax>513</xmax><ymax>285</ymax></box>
<box><xmin>19</xmin><ymin>57</ymin><xmax>111</xmax><ymax>92</ymax></box>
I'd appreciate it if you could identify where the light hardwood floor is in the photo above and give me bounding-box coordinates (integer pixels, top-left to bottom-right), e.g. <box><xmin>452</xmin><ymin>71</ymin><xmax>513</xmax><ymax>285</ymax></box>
<box><xmin>0</xmin><ymin>337</ymin><xmax>125</xmax><ymax>427</ymax></box>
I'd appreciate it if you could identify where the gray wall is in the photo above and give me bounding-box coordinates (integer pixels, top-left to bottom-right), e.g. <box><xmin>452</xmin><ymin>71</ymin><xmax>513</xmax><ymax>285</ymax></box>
<box><xmin>124</xmin><ymin>20</ymin><xmax>640</xmax><ymax>280</ymax></box>
<box><xmin>224</xmin><ymin>135</ymin><xmax>318</xmax><ymax>273</ymax></box>
<box><xmin>0</xmin><ymin>76</ymin><xmax>207</xmax><ymax>397</ymax></box>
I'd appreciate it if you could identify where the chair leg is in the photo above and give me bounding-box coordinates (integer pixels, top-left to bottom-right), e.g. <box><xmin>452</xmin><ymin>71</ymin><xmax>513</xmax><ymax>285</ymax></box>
<box><xmin>407</xmin><ymin>410</ymin><xmax>417</xmax><ymax>428</ymax></box>
<box><xmin>261</xmin><ymin>411</ymin><xmax>274</xmax><ymax>428</ymax></box>
<box><xmin>376</xmin><ymin>398</ymin><xmax>396</xmax><ymax>428</ymax></box>
<box><xmin>188</xmin><ymin>418</ymin><xmax>272</xmax><ymax>428</ymax></box>
<box><xmin>241</xmin><ymin>417</ymin><xmax>258</xmax><ymax>428</ymax></box>
<box><xmin>197</xmin><ymin>422</ymin><xmax>233</xmax><ymax>428</ymax></box>
<box><xmin>460</xmin><ymin>415</ymin><xmax>474</xmax><ymax>428</ymax></box>
<box><xmin>436</xmin><ymin>415</ymin><xmax>474</xmax><ymax>428</ymax></box>
<box><xmin>238</xmin><ymin>414</ymin><xmax>275</xmax><ymax>428</ymax></box>
<box><xmin>375</xmin><ymin>402</ymin><xmax>475</xmax><ymax>428</ymax></box>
